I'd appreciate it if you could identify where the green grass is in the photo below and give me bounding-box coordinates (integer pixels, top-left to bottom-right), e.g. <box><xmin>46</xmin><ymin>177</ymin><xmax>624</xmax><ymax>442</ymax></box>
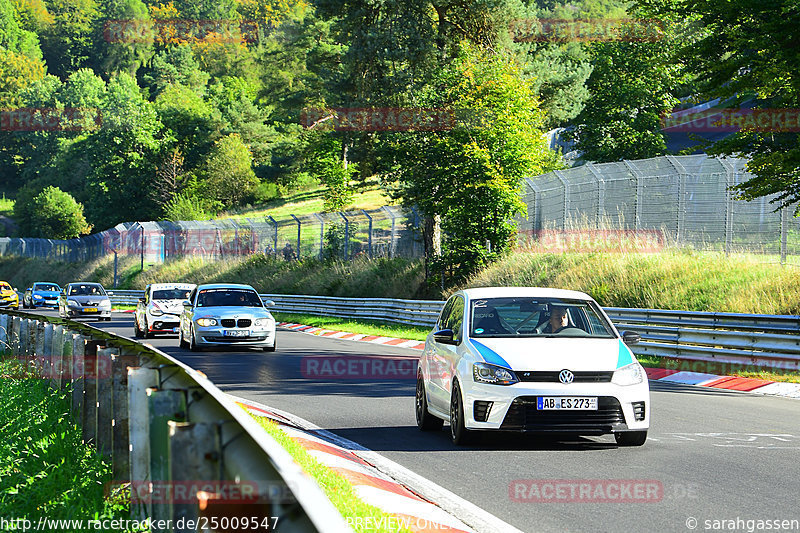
<box><xmin>222</xmin><ymin>184</ymin><xmax>391</xmax><ymax>221</ymax></box>
<box><xmin>0</xmin><ymin>359</ymin><xmax>136</xmax><ymax>529</ymax></box>
<box><xmin>248</xmin><ymin>415</ymin><xmax>411</xmax><ymax>533</ymax></box>
<box><xmin>0</xmin><ymin>195</ymin><xmax>14</xmax><ymax>217</ymax></box>
<box><xmin>275</xmin><ymin>313</ymin><xmax>430</xmax><ymax>341</ymax></box>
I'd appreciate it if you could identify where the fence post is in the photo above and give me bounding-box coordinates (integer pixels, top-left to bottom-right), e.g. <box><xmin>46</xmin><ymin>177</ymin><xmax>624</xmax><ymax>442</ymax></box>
<box><xmin>0</xmin><ymin>314</ymin><xmax>8</xmax><ymax>351</ymax></box>
<box><xmin>339</xmin><ymin>213</ymin><xmax>349</xmax><ymax>259</ymax></box>
<box><xmin>313</xmin><ymin>213</ymin><xmax>325</xmax><ymax>260</ymax></box>
<box><xmin>292</xmin><ymin>214</ymin><xmax>302</xmax><ymax>259</ymax></box>
<box><xmin>50</xmin><ymin>325</ymin><xmax>64</xmax><ymax>389</ymax></box>
<box><xmin>382</xmin><ymin>206</ymin><xmax>397</xmax><ymax>258</ymax></box>
<box><xmin>71</xmin><ymin>335</ymin><xmax>86</xmax><ymax>416</ymax></box>
<box><xmin>111</xmin><ymin>351</ymin><xmax>139</xmax><ymax>483</ymax></box>
<box><xmin>129</xmin><ymin>367</ymin><xmax>160</xmax><ymax>521</ymax></box>
<box><xmin>96</xmin><ymin>347</ymin><xmax>118</xmax><ymax>458</ymax></box>
<box><xmin>169</xmin><ymin>422</ymin><xmax>222</xmax><ymax>530</ymax></box>
<box><xmin>781</xmin><ymin>206</ymin><xmax>788</xmax><ymax>264</ymax></box>
<box><xmin>585</xmin><ymin>163</ymin><xmax>606</xmax><ymax>225</ymax></box>
<box><xmin>554</xmin><ymin>170</ymin><xmax>570</xmax><ymax>228</ymax></box>
<box><xmin>267</xmin><ymin>216</ymin><xmax>278</xmax><ymax>258</ymax></box>
<box><xmin>60</xmin><ymin>331</ymin><xmax>74</xmax><ymax>392</ymax></box>
<box><xmin>362</xmin><ymin>210</ymin><xmax>373</xmax><ymax>258</ymax></box>
<box><xmin>82</xmin><ymin>340</ymin><xmax>105</xmax><ymax>446</ymax></box>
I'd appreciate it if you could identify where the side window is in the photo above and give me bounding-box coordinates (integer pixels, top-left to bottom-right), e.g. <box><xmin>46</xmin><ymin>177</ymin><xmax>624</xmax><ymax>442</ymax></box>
<box><xmin>145</xmin><ymin>286</ymin><xmax>151</xmax><ymax>304</ymax></box>
<box><xmin>437</xmin><ymin>297</ymin><xmax>456</xmax><ymax>330</ymax></box>
<box><xmin>189</xmin><ymin>289</ymin><xmax>197</xmax><ymax>305</ymax></box>
<box><xmin>448</xmin><ymin>296</ymin><xmax>465</xmax><ymax>342</ymax></box>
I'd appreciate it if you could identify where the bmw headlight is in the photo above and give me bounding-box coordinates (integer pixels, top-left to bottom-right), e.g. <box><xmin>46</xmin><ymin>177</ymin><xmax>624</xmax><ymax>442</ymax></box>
<box><xmin>33</xmin><ymin>294</ymin><xmax>43</xmax><ymax>300</ymax></box>
<box><xmin>473</xmin><ymin>362</ymin><xmax>518</xmax><ymax>385</ymax></box>
<box><xmin>67</xmin><ymin>299</ymin><xmax>79</xmax><ymax>307</ymax></box>
<box><xmin>612</xmin><ymin>362</ymin><xmax>645</xmax><ymax>386</ymax></box>
<box><xmin>196</xmin><ymin>317</ymin><xmax>218</xmax><ymax>327</ymax></box>
<box><xmin>254</xmin><ymin>317</ymin><xmax>272</xmax><ymax>327</ymax></box>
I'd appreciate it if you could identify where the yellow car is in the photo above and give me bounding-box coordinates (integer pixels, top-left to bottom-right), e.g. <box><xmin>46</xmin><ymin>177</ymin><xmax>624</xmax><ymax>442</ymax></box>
<box><xmin>0</xmin><ymin>281</ymin><xmax>19</xmax><ymax>310</ymax></box>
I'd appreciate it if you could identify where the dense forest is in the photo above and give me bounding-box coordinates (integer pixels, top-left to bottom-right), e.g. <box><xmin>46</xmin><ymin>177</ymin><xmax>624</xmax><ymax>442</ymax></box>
<box><xmin>0</xmin><ymin>0</ymin><xmax>797</xmax><ymax>278</ymax></box>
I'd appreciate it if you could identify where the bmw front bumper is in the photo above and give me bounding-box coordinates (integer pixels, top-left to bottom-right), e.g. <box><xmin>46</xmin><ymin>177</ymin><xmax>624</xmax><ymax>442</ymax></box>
<box><xmin>194</xmin><ymin>324</ymin><xmax>276</xmax><ymax>348</ymax></box>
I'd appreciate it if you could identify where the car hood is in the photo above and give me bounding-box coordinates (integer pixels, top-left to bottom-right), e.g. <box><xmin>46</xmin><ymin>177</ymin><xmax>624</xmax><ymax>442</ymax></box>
<box><xmin>151</xmin><ymin>299</ymin><xmax>188</xmax><ymax>315</ymax></box>
<box><xmin>191</xmin><ymin>306</ymin><xmax>272</xmax><ymax>319</ymax></box>
<box><xmin>467</xmin><ymin>337</ymin><xmax>633</xmax><ymax>372</ymax></box>
<box><xmin>68</xmin><ymin>295</ymin><xmax>110</xmax><ymax>304</ymax></box>
<box><xmin>34</xmin><ymin>290</ymin><xmax>60</xmax><ymax>298</ymax></box>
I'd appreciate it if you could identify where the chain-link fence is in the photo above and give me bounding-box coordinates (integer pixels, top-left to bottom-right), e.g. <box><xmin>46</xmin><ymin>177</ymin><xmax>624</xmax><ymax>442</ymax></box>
<box><xmin>519</xmin><ymin>154</ymin><xmax>800</xmax><ymax>261</ymax></box>
<box><xmin>0</xmin><ymin>206</ymin><xmax>425</xmax><ymax>263</ymax></box>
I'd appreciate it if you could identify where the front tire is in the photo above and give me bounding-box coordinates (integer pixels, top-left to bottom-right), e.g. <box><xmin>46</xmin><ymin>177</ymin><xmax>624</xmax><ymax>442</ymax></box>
<box><xmin>188</xmin><ymin>326</ymin><xmax>200</xmax><ymax>352</ymax></box>
<box><xmin>449</xmin><ymin>381</ymin><xmax>473</xmax><ymax>445</ymax></box>
<box><xmin>615</xmin><ymin>430</ymin><xmax>647</xmax><ymax>447</ymax></box>
<box><xmin>134</xmin><ymin>317</ymin><xmax>143</xmax><ymax>338</ymax></box>
<box><xmin>179</xmin><ymin>326</ymin><xmax>189</xmax><ymax>349</ymax></box>
<box><xmin>416</xmin><ymin>376</ymin><xmax>443</xmax><ymax>431</ymax></box>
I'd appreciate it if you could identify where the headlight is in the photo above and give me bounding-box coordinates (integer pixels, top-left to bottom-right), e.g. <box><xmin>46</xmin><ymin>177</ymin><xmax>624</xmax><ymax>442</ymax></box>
<box><xmin>196</xmin><ymin>317</ymin><xmax>218</xmax><ymax>327</ymax></box>
<box><xmin>149</xmin><ymin>306</ymin><xmax>163</xmax><ymax>316</ymax></box>
<box><xmin>612</xmin><ymin>363</ymin><xmax>645</xmax><ymax>386</ymax></box>
<box><xmin>100</xmin><ymin>300</ymin><xmax>111</xmax><ymax>308</ymax></box>
<box><xmin>473</xmin><ymin>362</ymin><xmax>518</xmax><ymax>385</ymax></box>
<box><xmin>67</xmin><ymin>299</ymin><xmax>79</xmax><ymax>307</ymax></box>
<box><xmin>33</xmin><ymin>294</ymin><xmax>43</xmax><ymax>300</ymax></box>
<box><xmin>254</xmin><ymin>317</ymin><xmax>272</xmax><ymax>327</ymax></box>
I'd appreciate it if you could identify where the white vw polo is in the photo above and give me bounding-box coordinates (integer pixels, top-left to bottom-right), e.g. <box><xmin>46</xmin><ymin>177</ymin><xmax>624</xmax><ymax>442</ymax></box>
<box><xmin>416</xmin><ymin>287</ymin><xmax>650</xmax><ymax>446</ymax></box>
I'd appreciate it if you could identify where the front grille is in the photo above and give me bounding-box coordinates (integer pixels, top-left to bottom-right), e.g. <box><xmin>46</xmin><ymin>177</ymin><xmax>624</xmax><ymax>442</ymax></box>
<box><xmin>237</xmin><ymin>319</ymin><xmax>252</xmax><ymax>328</ymax></box>
<box><xmin>153</xmin><ymin>321</ymin><xmax>179</xmax><ymax>330</ymax></box>
<box><xmin>221</xmin><ymin>319</ymin><xmax>236</xmax><ymax>328</ymax></box>
<box><xmin>473</xmin><ymin>401</ymin><xmax>493</xmax><ymax>422</ymax></box>
<box><xmin>500</xmin><ymin>396</ymin><xmax>625</xmax><ymax>433</ymax></box>
<box><xmin>632</xmin><ymin>401</ymin><xmax>646</xmax><ymax>421</ymax></box>
<box><xmin>516</xmin><ymin>371</ymin><xmax>613</xmax><ymax>383</ymax></box>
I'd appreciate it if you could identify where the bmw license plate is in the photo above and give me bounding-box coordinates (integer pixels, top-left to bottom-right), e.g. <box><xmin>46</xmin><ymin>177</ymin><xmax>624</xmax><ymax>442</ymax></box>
<box><xmin>223</xmin><ymin>330</ymin><xmax>249</xmax><ymax>337</ymax></box>
<box><xmin>537</xmin><ymin>397</ymin><xmax>598</xmax><ymax>410</ymax></box>
<box><xmin>83</xmin><ymin>307</ymin><xmax>98</xmax><ymax>313</ymax></box>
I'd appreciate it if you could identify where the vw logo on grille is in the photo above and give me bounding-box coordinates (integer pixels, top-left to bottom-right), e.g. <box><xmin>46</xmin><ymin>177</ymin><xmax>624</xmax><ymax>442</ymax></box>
<box><xmin>559</xmin><ymin>369</ymin><xmax>574</xmax><ymax>384</ymax></box>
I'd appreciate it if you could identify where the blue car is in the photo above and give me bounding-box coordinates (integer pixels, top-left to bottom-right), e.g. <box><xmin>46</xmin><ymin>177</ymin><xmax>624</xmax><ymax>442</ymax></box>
<box><xmin>23</xmin><ymin>282</ymin><xmax>62</xmax><ymax>309</ymax></box>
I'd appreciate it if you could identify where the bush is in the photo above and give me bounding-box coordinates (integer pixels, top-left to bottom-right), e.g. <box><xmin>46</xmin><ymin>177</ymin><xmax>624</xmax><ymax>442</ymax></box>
<box><xmin>15</xmin><ymin>186</ymin><xmax>91</xmax><ymax>239</ymax></box>
<box><xmin>163</xmin><ymin>192</ymin><xmax>213</xmax><ymax>221</ymax></box>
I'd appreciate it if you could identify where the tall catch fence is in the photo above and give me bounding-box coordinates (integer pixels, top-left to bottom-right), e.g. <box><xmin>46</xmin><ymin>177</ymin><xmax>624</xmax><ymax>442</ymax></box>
<box><xmin>520</xmin><ymin>155</ymin><xmax>800</xmax><ymax>261</ymax></box>
<box><xmin>0</xmin><ymin>206</ymin><xmax>424</xmax><ymax>263</ymax></box>
<box><xmin>1</xmin><ymin>155</ymin><xmax>798</xmax><ymax>263</ymax></box>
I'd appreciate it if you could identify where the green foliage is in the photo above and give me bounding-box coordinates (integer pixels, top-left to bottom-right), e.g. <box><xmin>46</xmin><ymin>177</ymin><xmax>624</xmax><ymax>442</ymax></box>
<box><xmin>15</xmin><ymin>185</ymin><xmax>90</xmax><ymax>238</ymax></box>
<box><xmin>163</xmin><ymin>190</ymin><xmax>212</xmax><ymax>221</ymax></box>
<box><xmin>639</xmin><ymin>0</ymin><xmax>800</xmax><ymax>212</ymax></box>
<box><xmin>203</xmin><ymin>133</ymin><xmax>260</xmax><ymax>209</ymax></box>
<box><xmin>304</xmin><ymin>133</ymin><xmax>356</xmax><ymax>212</ymax></box>
<box><xmin>38</xmin><ymin>0</ymin><xmax>100</xmax><ymax>78</ymax></box>
<box><xmin>390</xmin><ymin>45</ymin><xmax>560</xmax><ymax>283</ymax></box>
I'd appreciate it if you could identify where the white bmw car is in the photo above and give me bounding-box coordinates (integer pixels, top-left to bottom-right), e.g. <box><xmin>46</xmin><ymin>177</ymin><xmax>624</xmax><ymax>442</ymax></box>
<box><xmin>179</xmin><ymin>283</ymin><xmax>277</xmax><ymax>352</ymax></box>
<box><xmin>134</xmin><ymin>283</ymin><xmax>197</xmax><ymax>338</ymax></box>
<box><xmin>416</xmin><ymin>287</ymin><xmax>649</xmax><ymax>446</ymax></box>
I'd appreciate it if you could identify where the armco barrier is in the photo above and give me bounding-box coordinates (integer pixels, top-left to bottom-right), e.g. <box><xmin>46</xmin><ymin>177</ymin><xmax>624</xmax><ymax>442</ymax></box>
<box><xmin>108</xmin><ymin>291</ymin><xmax>800</xmax><ymax>370</ymax></box>
<box><xmin>0</xmin><ymin>310</ymin><xmax>349</xmax><ymax>533</ymax></box>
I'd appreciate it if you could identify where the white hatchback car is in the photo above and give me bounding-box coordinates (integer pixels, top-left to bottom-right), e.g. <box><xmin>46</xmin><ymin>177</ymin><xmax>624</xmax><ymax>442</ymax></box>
<box><xmin>134</xmin><ymin>283</ymin><xmax>197</xmax><ymax>338</ymax></box>
<box><xmin>416</xmin><ymin>287</ymin><xmax>649</xmax><ymax>446</ymax></box>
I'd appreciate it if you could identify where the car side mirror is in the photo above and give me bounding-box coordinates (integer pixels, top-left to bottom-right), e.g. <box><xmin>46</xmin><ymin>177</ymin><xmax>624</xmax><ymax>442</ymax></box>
<box><xmin>182</xmin><ymin>300</ymin><xmax>192</xmax><ymax>309</ymax></box>
<box><xmin>26</xmin><ymin>288</ymin><xmax>32</xmax><ymax>292</ymax></box>
<box><xmin>138</xmin><ymin>297</ymin><xmax>146</xmax><ymax>304</ymax></box>
<box><xmin>622</xmin><ymin>331</ymin><xmax>641</xmax><ymax>345</ymax></box>
<box><xmin>433</xmin><ymin>328</ymin><xmax>456</xmax><ymax>345</ymax></box>
<box><xmin>263</xmin><ymin>300</ymin><xmax>276</xmax><ymax>308</ymax></box>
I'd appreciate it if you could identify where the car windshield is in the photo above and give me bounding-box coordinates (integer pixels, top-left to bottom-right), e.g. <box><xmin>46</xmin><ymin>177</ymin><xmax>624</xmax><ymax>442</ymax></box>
<box><xmin>69</xmin><ymin>284</ymin><xmax>106</xmax><ymax>296</ymax></box>
<box><xmin>0</xmin><ymin>283</ymin><xmax>11</xmax><ymax>291</ymax></box>
<box><xmin>196</xmin><ymin>289</ymin><xmax>262</xmax><ymax>307</ymax></box>
<box><xmin>470</xmin><ymin>297</ymin><xmax>615</xmax><ymax>338</ymax></box>
<box><xmin>35</xmin><ymin>283</ymin><xmax>60</xmax><ymax>292</ymax></box>
<box><xmin>152</xmin><ymin>289</ymin><xmax>192</xmax><ymax>300</ymax></box>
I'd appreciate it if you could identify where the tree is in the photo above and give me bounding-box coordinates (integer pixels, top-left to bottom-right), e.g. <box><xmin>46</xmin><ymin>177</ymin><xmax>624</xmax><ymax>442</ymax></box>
<box><xmin>203</xmin><ymin>133</ymin><xmax>259</xmax><ymax>208</ymax></box>
<box><xmin>389</xmin><ymin>45</ymin><xmax>560</xmax><ymax>282</ymax></box>
<box><xmin>16</xmin><ymin>186</ymin><xmax>90</xmax><ymax>238</ymax></box>
<box><xmin>303</xmin><ymin>131</ymin><xmax>356</xmax><ymax>211</ymax></box>
<box><xmin>639</xmin><ymin>0</ymin><xmax>800</xmax><ymax>211</ymax></box>
<box><xmin>565</xmin><ymin>19</ymin><xmax>686</xmax><ymax>162</ymax></box>
<box><xmin>38</xmin><ymin>0</ymin><xmax>100</xmax><ymax>78</ymax></box>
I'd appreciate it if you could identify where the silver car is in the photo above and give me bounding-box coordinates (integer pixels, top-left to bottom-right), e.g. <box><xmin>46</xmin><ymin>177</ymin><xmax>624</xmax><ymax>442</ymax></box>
<box><xmin>179</xmin><ymin>283</ymin><xmax>276</xmax><ymax>352</ymax></box>
<box><xmin>58</xmin><ymin>282</ymin><xmax>112</xmax><ymax>321</ymax></box>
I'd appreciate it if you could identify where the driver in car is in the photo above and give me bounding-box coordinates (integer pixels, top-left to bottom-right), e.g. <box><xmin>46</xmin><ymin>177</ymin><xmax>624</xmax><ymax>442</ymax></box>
<box><xmin>542</xmin><ymin>306</ymin><xmax>569</xmax><ymax>334</ymax></box>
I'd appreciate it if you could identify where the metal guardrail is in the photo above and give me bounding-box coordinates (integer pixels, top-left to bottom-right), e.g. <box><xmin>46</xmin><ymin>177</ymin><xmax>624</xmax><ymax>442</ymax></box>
<box><xmin>0</xmin><ymin>310</ymin><xmax>349</xmax><ymax>533</ymax></box>
<box><xmin>107</xmin><ymin>290</ymin><xmax>800</xmax><ymax>370</ymax></box>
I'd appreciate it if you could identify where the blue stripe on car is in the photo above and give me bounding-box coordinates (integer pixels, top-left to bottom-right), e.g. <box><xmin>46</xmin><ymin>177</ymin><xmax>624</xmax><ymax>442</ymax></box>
<box><xmin>617</xmin><ymin>340</ymin><xmax>634</xmax><ymax>368</ymax></box>
<box><xmin>470</xmin><ymin>339</ymin><xmax>512</xmax><ymax>368</ymax></box>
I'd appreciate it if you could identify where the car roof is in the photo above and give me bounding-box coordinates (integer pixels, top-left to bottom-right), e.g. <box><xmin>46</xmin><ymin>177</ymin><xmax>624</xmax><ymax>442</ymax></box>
<box><xmin>196</xmin><ymin>283</ymin><xmax>258</xmax><ymax>291</ymax></box>
<box><xmin>68</xmin><ymin>282</ymin><xmax>104</xmax><ymax>287</ymax></box>
<box><xmin>33</xmin><ymin>282</ymin><xmax>60</xmax><ymax>286</ymax></box>
<box><xmin>459</xmin><ymin>287</ymin><xmax>595</xmax><ymax>301</ymax></box>
<box><xmin>148</xmin><ymin>283</ymin><xmax>196</xmax><ymax>290</ymax></box>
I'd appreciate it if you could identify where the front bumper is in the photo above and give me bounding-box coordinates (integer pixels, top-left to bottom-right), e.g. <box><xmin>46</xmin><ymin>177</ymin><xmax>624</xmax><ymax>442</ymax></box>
<box><xmin>32</xmin><ymin>299</ymin><xmax>58</xmax><ymax>307</ymax></box>
<box><xmin>461</xmin><ymin>380</ymin><xmax>649</xmax><ymax>434</ymax></box>
<box><xmin>147</xmin><ymin>313</ymin><xmax>181</xmax><ymax>334</ymax></box>
<box><xmin>0</xmin><ymin>299</ymin><xmax>19</xmax><ymax>307</ymax></box>
<box><xmin>67</xmin><ymin>306</ymin><xmax>111</xmax><ymax>319</ymax></box>
<box><xmin>195</xmin><ymin>324</ymin><xmax>276</xmax><ymax>347</ymax></box>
